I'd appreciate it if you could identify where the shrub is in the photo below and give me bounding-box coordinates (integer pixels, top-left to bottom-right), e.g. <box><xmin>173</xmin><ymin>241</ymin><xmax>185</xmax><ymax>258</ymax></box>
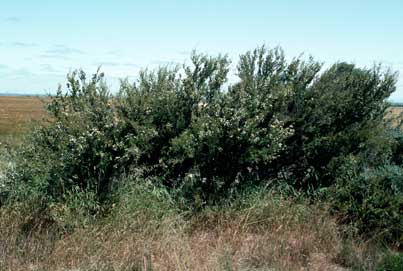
<box><xmin>116</xmin><ymin>48</ymin><xmax>300</xmax><ymax>205</ymax></box>
<box><xmin>6</xmin><ymin>70</ymin><xmax>142</xmax><ymax>204</ymax></box>
<box><xmin>3</xmin><ymin>45</ymin><xmax>399</xmax><ymax>234</ymax></box>
<box><xmin>274</xmin><ymin>62</ymin><xmax>397</xmax><ymax>189</ymax></box>
<box><xmin>7</xmin><ymin>48</ymin><xmax>305</xmax><ymax>206</ymax></box>
<box><xmin>331</xmin><ymin>159</ymin><xmax>403</xmax><ymax>247</ymax></box>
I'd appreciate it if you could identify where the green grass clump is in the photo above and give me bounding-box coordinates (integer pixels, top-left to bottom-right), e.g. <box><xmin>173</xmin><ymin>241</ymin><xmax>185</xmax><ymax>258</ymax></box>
<box><xmin>376</xmin><ymin>252</ymin><xmax>403</xmax><ymax>271</ymax></box>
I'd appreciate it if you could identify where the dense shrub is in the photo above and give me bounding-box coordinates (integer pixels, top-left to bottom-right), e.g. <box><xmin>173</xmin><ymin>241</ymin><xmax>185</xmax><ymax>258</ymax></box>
<box><xmin>117</xmin><ymin>48</ymin><xmax>304</xmax><ymax>205</ymax></box>
<box><xmin>274</xmin><ymin>62</ymin><xmax>397</xmax><ymax>189</ymax></box>
<box><xmin>5</xmin><ymin>70</ymin><xmax>142</xmax><ymax>203</ymax></box>
<box><xmin>331</xmin><ymin>158</ymin><xmax>403</xmax><ymax>247</ymax></box>
<box><xmin>2</xmin><ymin>46</ymin><xmax>401</xmax><ymax>247</ymax></box>
<box><xmin>6</xmin><ymin>48</ymin><xmax>302</xmax><ymax>206</ymax></box>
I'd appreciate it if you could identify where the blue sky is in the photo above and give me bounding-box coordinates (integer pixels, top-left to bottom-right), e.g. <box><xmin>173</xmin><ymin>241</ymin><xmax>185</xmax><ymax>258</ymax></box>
<box><xmin>1</xmin><ymin>1</ymin><xmax>402</xmax><ymax>100</ymax></box>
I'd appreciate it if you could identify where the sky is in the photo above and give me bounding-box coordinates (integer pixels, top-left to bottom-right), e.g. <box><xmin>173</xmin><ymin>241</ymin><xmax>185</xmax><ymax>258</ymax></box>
<box><xmin>1</xmin><ymin>0</ymin><xmax>402</xmax><ymax>100</ymax></box>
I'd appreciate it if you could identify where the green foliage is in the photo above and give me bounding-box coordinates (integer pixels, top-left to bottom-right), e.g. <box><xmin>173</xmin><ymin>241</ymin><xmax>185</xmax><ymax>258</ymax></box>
<box><xmin>376</xmin><ymin>252</ymin><xmax>403</xmax><ymax>271</ymax></box>
<box><xmin>117</xmin><ymin>48</ymin><xmax>295</xmax><ymax>206</ymax></box>
<box><xmin>4</xmin><ymin>49</ymin><xmax>291</xmax><ymax>206</ymax></box>
<box><xmin>275</xmin><ymin>62</ymin><xmax>397</xmax><ymax>188</ymax></box>
<box><xmin>389</xmin><ymin>127</ymin><xmax>403</xmax><ymax>166</ymax></box>
<box><xmin>107</xmin><ymin>177</ymin><xmax>179</xmax><ymax>231</ymax></box>
<box><xmin>6</xmin><ymin>70</ymin><xmax>141</xmax><ymax>203</ymax></box>
<box><xmin>331</xmin><ymin>158</ymin><xmax>403</xmax><ymax>247</ymax></box>
<box><xmin>0</xmin><ymin>144</ymin><xmax>11</xmax><ymax>198</ymax></box>
<box><xmin>2</xmin><ymin>46</ymin><xmax>401</xmax><ymax>247</ymax></box>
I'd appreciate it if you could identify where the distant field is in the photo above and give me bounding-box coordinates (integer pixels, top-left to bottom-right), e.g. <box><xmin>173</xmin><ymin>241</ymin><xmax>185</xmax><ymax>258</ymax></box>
<box><xmin>1</xmin><ymin>96</ymin><xmax>402</xmax><ymax>137</ymax></box>
<box><xmin>0</xmin><ymin>96</ymin><xmax>46</xmax><ymax>137</ymax></box>
<box><xmin>386</xmin><ymin>106</ymin><xmax>403</xmax><ymax>126</ymax></box>
<box><xmin>387</xmin><ymin>106</ymin><xmax>403</xmax><ymax>117</ymax></box>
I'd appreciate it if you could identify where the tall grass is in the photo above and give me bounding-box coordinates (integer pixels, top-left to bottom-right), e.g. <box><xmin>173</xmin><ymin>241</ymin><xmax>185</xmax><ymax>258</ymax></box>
<box><xmin>0</xmin><ymin>182</ymin><xmax>393</xmax><ymax>271</ymax></box>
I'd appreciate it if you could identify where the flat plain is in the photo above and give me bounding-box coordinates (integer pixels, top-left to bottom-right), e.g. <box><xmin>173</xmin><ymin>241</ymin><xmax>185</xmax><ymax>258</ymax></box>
<box><xmin>0</xmin><ymin>96</ymin><xmax>45</xmax><ymax>137</ymax></box>
<box><xmin>386</xmin><ymin>106</ymin><xmax>403</xmax><ymax>126</ymax></box>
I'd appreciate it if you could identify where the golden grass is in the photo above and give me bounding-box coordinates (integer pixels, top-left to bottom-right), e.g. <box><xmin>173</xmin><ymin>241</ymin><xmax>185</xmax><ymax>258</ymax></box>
<box><xmin>0</xmin><ymin>96</ymin><xmax>46</xmax><ymax>137</ymax></box>
<box><xmin>385</xmin><ymin>106</ymin><xmax>403</xmax><ymax>127</ymax></box>
<box><xmin>0</xmin><ymin>195</ymin><xmax>372</xmax><ymax>271</ymax></box>
<box><xmin>388</xmin><ymin>106</ymin><xmax>403</xmax><ymax>116</ymax></box>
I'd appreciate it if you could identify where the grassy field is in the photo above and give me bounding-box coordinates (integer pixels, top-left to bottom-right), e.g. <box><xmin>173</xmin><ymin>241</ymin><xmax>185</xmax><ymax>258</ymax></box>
<box><xmin>388</xmin><ymin>106</ymin><xmax>403</xmax><ymax>116</ymax></box>
<box><xmin>386</xmin><ymin>106</ymin><xmax>403</xmax><ymax>127</ymax></box>
<box><xmin>0</xmin><ymin>189</ymin><xmax>356</xmax><ymax>271</ymax></box>
<box><xmin>0</xmin><ymin>96</ymin><xmax>46</xmax><ymax>137</ymax></box>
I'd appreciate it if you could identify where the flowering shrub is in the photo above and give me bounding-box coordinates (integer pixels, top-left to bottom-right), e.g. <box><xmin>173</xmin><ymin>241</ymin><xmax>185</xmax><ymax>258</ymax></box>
<box><xmin>6</xmin><ymin>49</ymin><xmax>294</xmax><ymax>206</ymax></box>
<box><xmin>4</xmin><ymin>46</ymin><xmax>398</xmax><ymax>217</ymax></box>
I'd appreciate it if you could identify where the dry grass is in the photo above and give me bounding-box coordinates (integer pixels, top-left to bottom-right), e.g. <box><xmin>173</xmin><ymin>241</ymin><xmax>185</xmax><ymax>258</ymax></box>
<box><xmin>388</xmin><ymin>106</ymin><xmax>403</xmax><ymax>116</ymax></box>
<box><xmin>0</xmin><ymin>96</ymin><xmax>46</xmax><ymax>138</ymax></box>
<box><xmin>385</xmin><ymin>106</ymin><xmax>403</xmax><ymax>127</ymax></box>
<box><xmin>0</xmin><ymin>194</ymin><xmax>368</xmax><ymax>271</ymax></box>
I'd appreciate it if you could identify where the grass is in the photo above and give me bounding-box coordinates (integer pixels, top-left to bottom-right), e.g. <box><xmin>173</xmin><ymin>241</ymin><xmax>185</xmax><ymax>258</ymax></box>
<box><xmin>1</xmin><ymin>181</ymin><xmax>397</xmax><ymax>271</ymax></box>
<box><xmin>0</xmin><ymin>96</ymin><xmax>45</xmax><ymax>144</ymax></box>
<box><xmin>386</xmin><ymin>107</ymin><xmax>403</xmax><ymax>127</ymax></box>
<box><xmin>0</xmin><ymin>185</ymin><xmax>363</xmax><ymax>271</ymax></box>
